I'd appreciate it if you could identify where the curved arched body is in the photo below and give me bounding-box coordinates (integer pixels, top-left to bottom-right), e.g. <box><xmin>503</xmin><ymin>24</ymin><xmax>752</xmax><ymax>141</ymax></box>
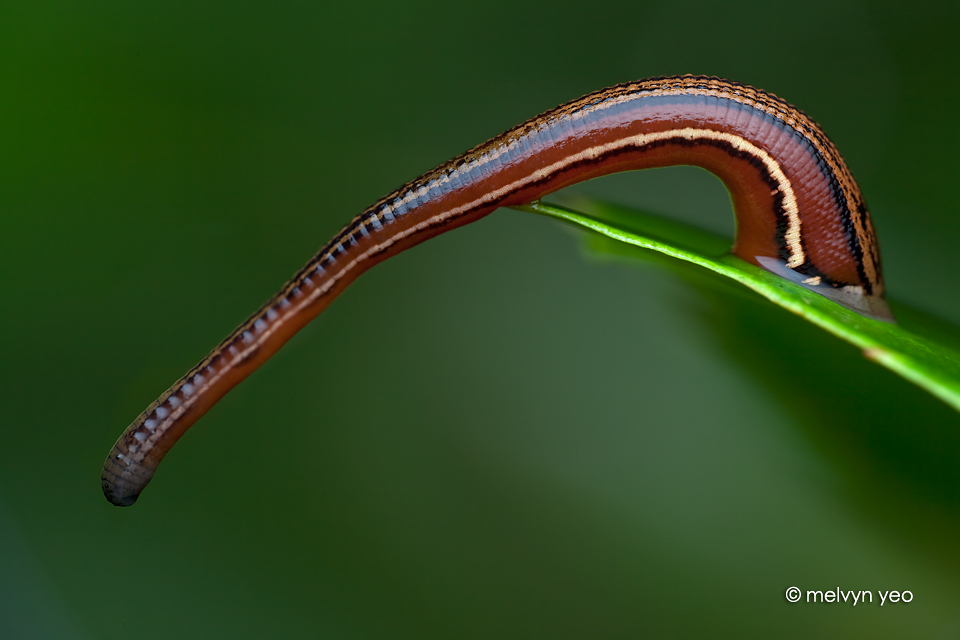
<box><xmin>103</xmin><ymin>75</ymin><xmax>888</xmax><ymax>506</ymax></box>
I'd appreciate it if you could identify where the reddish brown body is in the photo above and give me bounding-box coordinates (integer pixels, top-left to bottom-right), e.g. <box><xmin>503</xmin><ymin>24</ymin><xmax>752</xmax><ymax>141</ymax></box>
<box><xmin>103</xmin><ymin>76</ymin><xmax>888</xmax><ymax>506</ymax></box>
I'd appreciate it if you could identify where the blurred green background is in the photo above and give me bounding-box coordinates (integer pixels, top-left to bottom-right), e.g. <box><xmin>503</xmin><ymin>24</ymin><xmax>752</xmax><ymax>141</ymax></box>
<box><xmin>2</xmin><ymin>0</ymin><xmax>960</xmax><ymax>637</ymax></box>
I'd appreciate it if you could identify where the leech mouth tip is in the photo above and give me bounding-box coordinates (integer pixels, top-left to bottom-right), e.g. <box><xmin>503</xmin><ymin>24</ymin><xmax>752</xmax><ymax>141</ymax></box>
<box><xmin>107</xmin><ymin>493</ymin><xmax>140</xmax><ymax>507</ymax></box>
<box><xmin>103</xmin><ymin>484</ymin><xmax>141</xmax><ymax>507</ymax></box>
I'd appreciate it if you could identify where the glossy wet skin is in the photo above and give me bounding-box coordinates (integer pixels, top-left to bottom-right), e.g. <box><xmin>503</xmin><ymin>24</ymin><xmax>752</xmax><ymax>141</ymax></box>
<box><xmin>103</xmin><ymin>75</ymin><xmax>889</xmax><ymax>506</ymax></box>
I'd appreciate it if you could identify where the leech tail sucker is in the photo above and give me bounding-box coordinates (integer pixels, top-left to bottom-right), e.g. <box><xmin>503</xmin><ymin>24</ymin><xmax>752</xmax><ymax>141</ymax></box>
<box><xmin>102</xmin><ymin>75</ymin><xmax>889</xmax><ymax>506</ymax></box>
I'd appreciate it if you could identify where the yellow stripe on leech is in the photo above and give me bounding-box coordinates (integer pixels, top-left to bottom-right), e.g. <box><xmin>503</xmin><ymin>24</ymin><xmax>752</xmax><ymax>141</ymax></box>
<box><xmin>328</xmin><ymin>126</ymin><xmax>805</xmax><ymax>271</ymax></box>
<box><xmin>447</xmin><ymin>127</ymin><xmax>805</xmax><ymax>268</ymax></box>
<box><xmin>294</xmin><ymin>127</ymin><xmax>808</xmax><ymax>332</ymax></box>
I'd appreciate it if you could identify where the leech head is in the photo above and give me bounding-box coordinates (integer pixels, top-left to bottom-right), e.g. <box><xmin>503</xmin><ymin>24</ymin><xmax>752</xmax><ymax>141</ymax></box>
<box><xmin>102</xmin><ymin>440</ymin><xmax>156</xmax><ymax>506</ymax></box>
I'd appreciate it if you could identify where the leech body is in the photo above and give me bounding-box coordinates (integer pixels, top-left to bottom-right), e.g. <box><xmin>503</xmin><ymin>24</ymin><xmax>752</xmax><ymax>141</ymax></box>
<box><xmin>102</xmin><ymin>75</ymin><xmax>889</xmax><ymax>506</ymax></box>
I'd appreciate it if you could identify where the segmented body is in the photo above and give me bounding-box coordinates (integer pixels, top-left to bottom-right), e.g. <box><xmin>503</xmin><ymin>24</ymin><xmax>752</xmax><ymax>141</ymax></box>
<box><xmin>103</xmin><ymin>75</ymin><xmax>887</xmax><ymax>506</ymax></box>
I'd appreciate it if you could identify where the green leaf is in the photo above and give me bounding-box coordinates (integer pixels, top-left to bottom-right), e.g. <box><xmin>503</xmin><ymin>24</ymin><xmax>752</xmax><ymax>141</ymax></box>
<box><xmin>511</xmin><ymin>199</ymin><xmax>960</xmax><ymax>413</ymax></box>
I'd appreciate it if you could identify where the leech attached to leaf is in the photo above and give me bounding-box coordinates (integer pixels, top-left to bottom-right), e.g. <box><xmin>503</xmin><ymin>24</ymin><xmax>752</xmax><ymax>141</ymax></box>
<box><xmin>102</xmin><ymin>75</ymin><xmax>889</xmax><ymax>506</ymax></box>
